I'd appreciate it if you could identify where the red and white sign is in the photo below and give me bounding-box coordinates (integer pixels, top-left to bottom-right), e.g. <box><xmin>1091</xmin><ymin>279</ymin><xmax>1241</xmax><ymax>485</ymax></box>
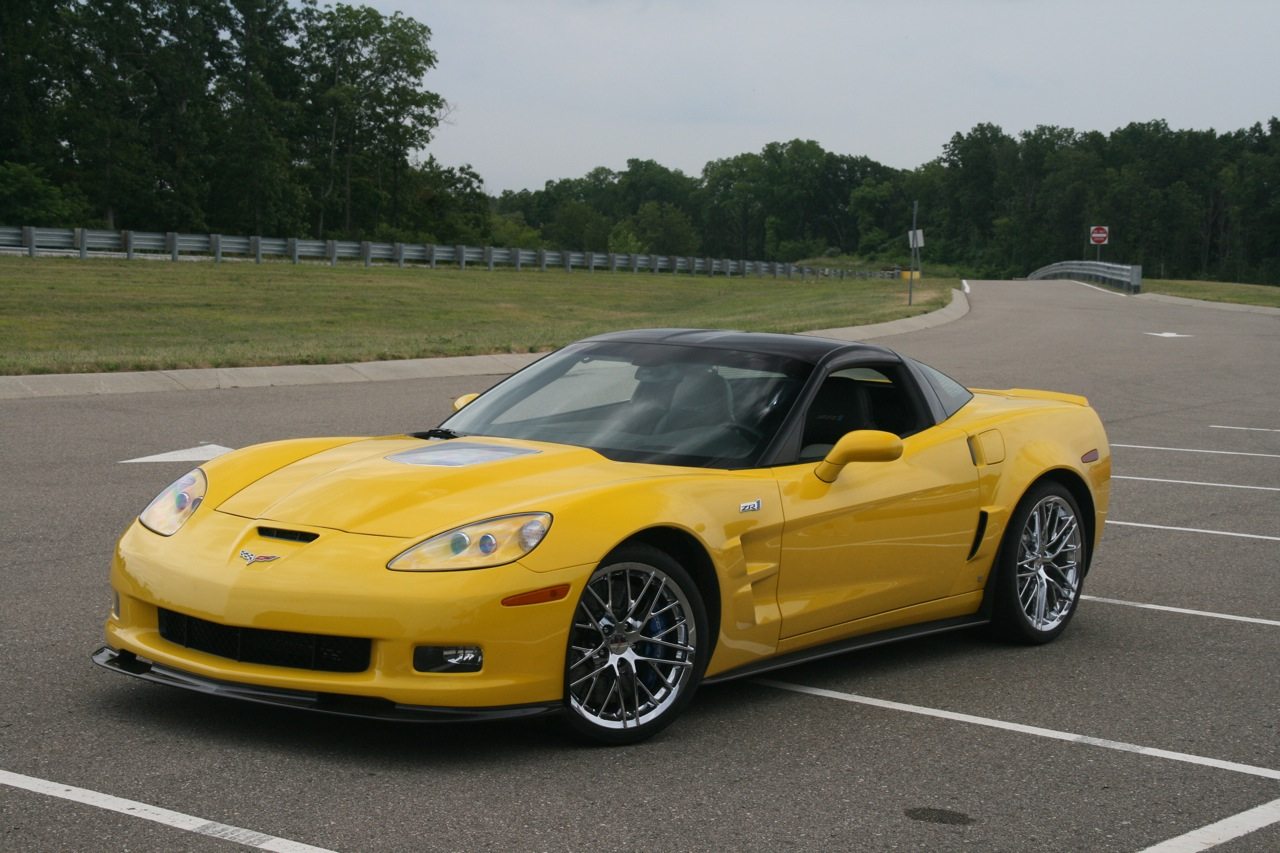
<box><xmin>1090</xmin><ymin>225</ymin><xmax>1110</xmax><ymax>246</ymax></box>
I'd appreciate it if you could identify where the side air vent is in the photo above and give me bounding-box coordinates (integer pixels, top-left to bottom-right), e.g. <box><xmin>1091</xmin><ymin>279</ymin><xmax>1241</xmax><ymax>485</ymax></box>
<box><xmin>967</xmin><ymin>511</ymin><xmax>989</xmax><ymax>561</ymax></box>
<box><xmin>258</xmin><ymin>526</ymin><xmax>319</xmax><ymax>543</ymax></box>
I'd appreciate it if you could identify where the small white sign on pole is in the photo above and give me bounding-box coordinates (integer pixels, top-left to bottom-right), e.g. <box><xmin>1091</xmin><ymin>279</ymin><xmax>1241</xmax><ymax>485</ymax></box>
<box><xmin>908</xmin><ymin>229</ymin><xmax>924</xmax><ymax>249</ymax></box>
<box><xmin>1090</xmin><ymin>225</ymin><xmax>1109</xmax><ymax>246</ymax></box>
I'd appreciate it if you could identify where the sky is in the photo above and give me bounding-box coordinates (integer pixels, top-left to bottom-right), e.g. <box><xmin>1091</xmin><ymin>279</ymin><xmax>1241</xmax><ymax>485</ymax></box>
<box><xmin>367</xmin><ymin>0</ymin><xmax>1280</xmax><ymax>194</ymax></box>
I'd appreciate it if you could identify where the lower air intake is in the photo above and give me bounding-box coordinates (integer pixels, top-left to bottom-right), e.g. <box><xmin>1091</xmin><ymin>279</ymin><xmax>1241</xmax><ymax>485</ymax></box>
<box><xmin>157</xmin><ymin>608</ymin><xmax>370</xmax><ymax>673</ymax></box>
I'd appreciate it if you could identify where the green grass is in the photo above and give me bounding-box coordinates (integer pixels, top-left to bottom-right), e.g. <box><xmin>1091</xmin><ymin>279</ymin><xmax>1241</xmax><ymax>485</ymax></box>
<box><xmin>1143</xmin><ymin>278</ymin><xmax>1280</xmax><ymax>308</ymax></box>
<box><xmin>0</xmin><ymin>256</ymin><xmax>954</xmax><ymax>375</ymax></box>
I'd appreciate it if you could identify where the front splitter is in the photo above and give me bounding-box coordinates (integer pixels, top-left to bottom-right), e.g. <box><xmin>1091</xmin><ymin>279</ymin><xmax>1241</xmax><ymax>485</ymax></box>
<box><xmin>91</xmin><ymin>646</ymin><xmax>560</xmax><ymax>723</ymax></box>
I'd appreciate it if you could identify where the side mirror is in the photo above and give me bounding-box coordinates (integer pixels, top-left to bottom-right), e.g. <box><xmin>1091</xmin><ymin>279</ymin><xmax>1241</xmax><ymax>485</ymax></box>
<box><xmin>452</xmin><ymin>392</ymin><xmax>480</xmax><ymax>412</ymax></box>
<box><xmin>814</xmin><ymin>430</ymin><xmax>903</xmax><ymax>483</ymax></box>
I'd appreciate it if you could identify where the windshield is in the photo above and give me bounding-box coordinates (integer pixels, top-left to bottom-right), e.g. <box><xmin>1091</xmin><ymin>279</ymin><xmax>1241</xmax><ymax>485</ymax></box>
<box><xmin>441</xmin><ymin>340</ymin><xmax>814</xmax><ymax>468</ymax></box>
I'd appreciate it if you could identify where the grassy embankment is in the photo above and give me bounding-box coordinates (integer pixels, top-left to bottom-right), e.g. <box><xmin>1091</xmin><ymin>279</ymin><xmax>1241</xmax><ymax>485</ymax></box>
<box><xmin>1142</xmin><ymin>278</ymin><xmax>1280</xmax><ymax>308</ymax></box>
<box><xmin>0</xmin><ymin>256</ymin><xmax>954</xmax><ymax>375</ymax></box>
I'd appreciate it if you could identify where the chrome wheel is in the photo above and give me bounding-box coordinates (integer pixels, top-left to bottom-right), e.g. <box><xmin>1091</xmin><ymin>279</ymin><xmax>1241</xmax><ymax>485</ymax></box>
<box><xmin>1015</xmin><ymin>494</ymin><xmax>1082</xmax><ymax>633</ymax></box>
<box><xmin>566</xmin><ymin>557</ymin><xmax>700</xmax><ymax>736</ymax></box>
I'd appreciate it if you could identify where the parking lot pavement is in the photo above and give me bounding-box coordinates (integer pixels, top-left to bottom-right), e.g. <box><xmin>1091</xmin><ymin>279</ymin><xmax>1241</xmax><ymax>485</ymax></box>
<box><xmin>1</xmin><ymin>279</ymin><xmax>1276</xmax><ymax>851</ymax></box>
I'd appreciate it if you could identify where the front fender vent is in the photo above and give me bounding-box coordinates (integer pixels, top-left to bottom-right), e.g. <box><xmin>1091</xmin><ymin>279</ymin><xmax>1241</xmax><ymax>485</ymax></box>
<box><xmin>967</xmin><ymin>511</ymin><xmax>989</xmax><ymax>561</ymax></box>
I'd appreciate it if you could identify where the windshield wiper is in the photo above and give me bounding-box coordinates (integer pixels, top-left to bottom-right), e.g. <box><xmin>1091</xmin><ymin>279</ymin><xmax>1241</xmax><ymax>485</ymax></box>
<box><xmin>411</xmin><ymin>427</ymin><xmax>463</xmax><ymax>440</ymax></box>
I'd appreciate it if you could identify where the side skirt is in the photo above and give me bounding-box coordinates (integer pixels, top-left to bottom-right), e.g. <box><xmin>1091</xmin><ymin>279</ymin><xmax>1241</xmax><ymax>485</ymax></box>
<box><xmin>703</xmin><ymin>615</ymin><xmax>989</xmax><ymax>685</ymax></box>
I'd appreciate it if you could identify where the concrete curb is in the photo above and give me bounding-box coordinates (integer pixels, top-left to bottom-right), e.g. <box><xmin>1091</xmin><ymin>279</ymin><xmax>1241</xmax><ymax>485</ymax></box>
<box><xmin>803</xmin><ymin>288</ymin><xmax>969</xmax><ymax>341</ymax></box>
<box><xmin>0</xmin><ymin>289</ymin><xmax>970</xmax><ymax>401</ymax></box>
<box><xmin>1136</xmin><ymin>292</ymin><xmax>1280</xmax><ymax>316</ymax></box>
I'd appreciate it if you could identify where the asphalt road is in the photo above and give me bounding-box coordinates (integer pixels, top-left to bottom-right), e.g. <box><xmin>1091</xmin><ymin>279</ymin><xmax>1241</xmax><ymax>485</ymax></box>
<box><xmin>1</xmin><ymin>279</ymin><xmax>1277</xmax><ymax>851</ymax></box>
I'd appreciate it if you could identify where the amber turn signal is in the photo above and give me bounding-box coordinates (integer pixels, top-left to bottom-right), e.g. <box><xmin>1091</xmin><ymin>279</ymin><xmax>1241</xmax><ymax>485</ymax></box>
<box><xmin>501</xmin><ymin>584</ymin><xmax>571</xmax><ymax>607</ymax></box>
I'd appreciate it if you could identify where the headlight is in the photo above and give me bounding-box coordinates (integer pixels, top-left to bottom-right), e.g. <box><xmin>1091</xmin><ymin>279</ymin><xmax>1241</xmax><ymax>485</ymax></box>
<box><xmin>388</xmin><ymin>513</ymin><xmax>552</xmax><ymax>571</ymax></box>
<box><xmin>138</xmin><ymin>469</ymin><xmax>207</xmax><ymax>536</ymax></box>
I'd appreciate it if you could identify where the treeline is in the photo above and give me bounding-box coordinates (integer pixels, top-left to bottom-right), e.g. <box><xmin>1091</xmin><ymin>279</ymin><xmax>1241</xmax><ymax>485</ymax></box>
<box><xmin>0</xmin><ymin>0</ymin><xmax>486</xmax><ymax>243</ymax></box>
<box><xmin>2</xmin><ymin>2</ymin><xmax>1277</xmax><ymax>283</ymax></box>
<box><xmin>496</xmin><ymin>122</ymin><xmax>1280</xmax><ymax>284</ymax></box>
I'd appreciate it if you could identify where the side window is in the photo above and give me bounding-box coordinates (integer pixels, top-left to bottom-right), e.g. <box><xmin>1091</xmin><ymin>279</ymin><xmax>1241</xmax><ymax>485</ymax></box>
<box><xmin>798</xmin><ymin>364</ymin><xmax>925</xmax><ymax>461</ymax></box>
<box><xmin>910</xmin><ymin>358</ymin><xmax>973</xmax><ymax>420</ymax></box>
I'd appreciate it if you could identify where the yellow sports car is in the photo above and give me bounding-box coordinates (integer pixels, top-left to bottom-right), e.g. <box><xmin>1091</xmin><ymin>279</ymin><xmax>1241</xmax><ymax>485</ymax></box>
<box><xmin>95</xmin><ymin>329</ymin><xmax>1110</xmax><ymax>743</ymax></box>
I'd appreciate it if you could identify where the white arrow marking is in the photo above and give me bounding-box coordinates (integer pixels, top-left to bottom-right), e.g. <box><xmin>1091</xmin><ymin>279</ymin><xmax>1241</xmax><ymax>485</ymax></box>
<box><xmin>120</xmin><ymin>444</ymin><xmax>236</xmax><ymax>463</ymax></box>
<box><xmin>1145</xmin><ymin>332</ymin><xmax>1192</xmax><ymax>338</ymax></box>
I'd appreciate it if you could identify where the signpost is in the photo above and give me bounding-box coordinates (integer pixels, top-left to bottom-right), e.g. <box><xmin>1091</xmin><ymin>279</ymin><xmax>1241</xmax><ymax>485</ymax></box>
<box><xmin>1090</xmin><ymin>225</ymin><xmax>1109</xmax><ymax>260</ymax></box>
<box><xmin>907</xmin><ymin>201</ymin><xmax>922</xmax><ymax>305</ymax></box>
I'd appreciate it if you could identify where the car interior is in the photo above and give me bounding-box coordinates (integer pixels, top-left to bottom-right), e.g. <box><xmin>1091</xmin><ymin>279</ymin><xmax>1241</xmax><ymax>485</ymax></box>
<box><xmin>798</xmin><ymin>367</ymin><xmax>923</xmax><ymax>461</ymax></box>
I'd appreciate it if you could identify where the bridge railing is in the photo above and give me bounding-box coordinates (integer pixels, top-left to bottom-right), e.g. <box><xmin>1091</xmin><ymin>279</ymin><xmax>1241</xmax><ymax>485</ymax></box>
<box><xmin>1028</xmin><ymin>260</ymin><xmax>1142</xmax><ymax>294</ymax></box>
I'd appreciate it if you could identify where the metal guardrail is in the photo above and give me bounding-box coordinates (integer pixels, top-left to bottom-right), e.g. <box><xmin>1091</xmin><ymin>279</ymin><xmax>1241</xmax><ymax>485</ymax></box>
<box><xmin>0</xmin><ymin>224</ymin><xmax>901</xmax><ymax>282</ymax></box>
<box><xmin>1028</xmin><ymin>260</ymin><xmax>1143</xmax><ymax>294</ymax></box>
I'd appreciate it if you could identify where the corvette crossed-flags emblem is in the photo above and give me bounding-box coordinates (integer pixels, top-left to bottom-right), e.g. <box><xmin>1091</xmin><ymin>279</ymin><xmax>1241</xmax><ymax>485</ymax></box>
<box><xmin>239</xmin><ymin>550</ymin><xmax>280</xmax><ymax>565</ymax></box>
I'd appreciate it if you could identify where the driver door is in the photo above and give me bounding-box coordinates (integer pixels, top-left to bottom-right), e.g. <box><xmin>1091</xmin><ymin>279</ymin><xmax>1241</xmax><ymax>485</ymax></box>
<box><xmin>773</xmin><ymin>366</ymin><xmax>982</xmax><ymax>639</ymax></box>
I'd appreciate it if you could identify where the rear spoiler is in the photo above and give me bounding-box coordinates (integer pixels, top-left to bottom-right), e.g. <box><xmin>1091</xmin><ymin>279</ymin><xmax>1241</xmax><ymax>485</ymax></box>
<box><xmin>970</xmin><ymin>388</ymin><xmax>1090</xmax><ymax>407</ymax></box>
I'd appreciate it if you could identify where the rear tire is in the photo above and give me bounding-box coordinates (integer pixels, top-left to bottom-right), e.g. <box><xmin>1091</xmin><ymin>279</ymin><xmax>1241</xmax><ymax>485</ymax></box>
<box><xmin>991</xmin><ymin>482</ymin><xmax>1086</xmax><ymax>644</ymax></box>
<box><xmin>563</xmin><ymin>544</ymin><xmax>708</xmax><ymax>745</ymax></box>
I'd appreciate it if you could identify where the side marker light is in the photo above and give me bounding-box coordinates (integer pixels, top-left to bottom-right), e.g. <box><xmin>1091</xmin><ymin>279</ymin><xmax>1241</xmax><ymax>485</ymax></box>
<box><xmin>501</xmin><ymin>584</ymin><xmax>572</xmax><ymax>607</ymax></box>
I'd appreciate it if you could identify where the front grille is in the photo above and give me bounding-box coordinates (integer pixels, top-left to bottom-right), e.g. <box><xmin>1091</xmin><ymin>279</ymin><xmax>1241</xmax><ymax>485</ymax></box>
<box><xmin>157</xmin><ymin>609</ymin><xmax>370</xmax><ymax>673</ymax></box>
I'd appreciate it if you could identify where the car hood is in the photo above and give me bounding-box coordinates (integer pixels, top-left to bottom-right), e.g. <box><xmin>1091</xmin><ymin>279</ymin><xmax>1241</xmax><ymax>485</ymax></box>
<box><xmin>215</xmin><ymin>436</ymin><xmax>673</xmax><ymax>538</ymax></box>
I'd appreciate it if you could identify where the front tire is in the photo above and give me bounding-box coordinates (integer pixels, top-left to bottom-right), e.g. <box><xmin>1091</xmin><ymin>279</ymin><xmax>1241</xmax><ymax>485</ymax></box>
<box><xmin>992</xmin><ymin>482</ymin><xmax>1086</xmax><ymax>644</ymax></box>
<box><xmin>563</xmin><ymin>544</ymin><xmax>708</xmax><ymax>745</ymax></box>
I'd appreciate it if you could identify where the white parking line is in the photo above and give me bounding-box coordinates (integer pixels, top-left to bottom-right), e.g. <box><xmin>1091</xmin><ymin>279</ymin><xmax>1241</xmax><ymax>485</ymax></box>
<box><xmin>0</xmin><ymin>769</ymin><xmax>335</xmax><ymax>852</ymax></box>
<box><xmin>755</xmin><ymin>681</ymin><xmax>1280</xmax><ymax>781</ymax></box>
<box><xmin>1138</xmin><ymin>797</ymin><xmax>1280</xmax><ymax>852</ymax></box>
<box><xmin>1113</xmin><ymin>475</ymin><xmax>1280</xmax><ymax>492</ymax></box>
<box><xmin>1081</xmin><ymin>595</ymin><xmax>1280</xmax><ymax>627</ymax></box>
<box><xmin>1113</xmin><ymin>443</ymin><xmax>1280</xmax><ymax>460</ymax></box>
<box><xmin>1211</xmin><ymin>425</ymin><xmax>1280</xmax><ymax>433</ymax></box>
<box><xmin>1107</xmin><ymin>521</ymin><xmax>1280</xmax><ymax>542</ymax></box>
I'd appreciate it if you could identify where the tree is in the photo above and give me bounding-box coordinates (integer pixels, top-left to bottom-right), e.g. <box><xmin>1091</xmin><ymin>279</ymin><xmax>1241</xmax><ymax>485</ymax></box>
<box><xmin>629</xmin><ymin>201</ymin><xmax>699</xmax><ymax>255</ymax></box>
<box><xmin>698</xmin><ymin>152</ymin><xmax>766</xmax><ymax>258</ymax></box>
<box><xmin>0</xmin><ymin>162</ymin><xmax>87</xmax><ymax>224</ymax></box>
<box><xmin>0</xmin><ymin>0</ymin><xmax>71</xmax><ymax>174</ymax></box>
<box><xmin>59</xmin><ymin>0</ymin><xmax>164</xmax><ymax>228</ymax></box>
<box><xmin>297</xmin><ymin>2</ymin><xmax>444</xmax><ymax>236</ymax></box>
<box><xmin>207</xmin><ymin>0</ymin><xmax>305</xmax><ymax>235</ymax></box>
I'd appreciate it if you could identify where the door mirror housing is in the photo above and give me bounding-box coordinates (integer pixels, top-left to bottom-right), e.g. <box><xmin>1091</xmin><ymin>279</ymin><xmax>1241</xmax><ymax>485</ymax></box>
<box><xmin>814</xmin><ymin>430</ymin><xmax>904</xmax><ymax>483</ymax></box>
<box><xmin>452</xmin><ymin>392</ymin><xmax>480</xmax><ymax>412</ymax></box>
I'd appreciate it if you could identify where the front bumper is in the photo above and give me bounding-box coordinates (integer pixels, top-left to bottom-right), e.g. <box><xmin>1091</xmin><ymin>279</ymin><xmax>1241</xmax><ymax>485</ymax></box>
<box><xmin>105</xmin><ymin>516</ymin><xmax>589</xmax><ymax>710</ymax></box>
<box><xmin>92</xmin><ymin>646</ymin><xmax>559</xmax><ymax>722</ymax></box>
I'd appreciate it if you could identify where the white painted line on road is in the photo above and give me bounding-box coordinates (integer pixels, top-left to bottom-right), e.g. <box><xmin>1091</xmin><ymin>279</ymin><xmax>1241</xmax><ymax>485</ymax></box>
<box><xmin>1081</xmin><ymin>595</ymin><xmax>1280</xmax><ymax>627</ymax></box>
<box><xmin>0</xmin><ymin>769</ymin><xmax>335</xmax><ymax>852</ymax></box>
<box><xmin>1113</xmin><ymin>475</ymin><xmax>1280</xmax><ymax>492</ymax></box>
<box><xmin>1211</xmin><ymin>424</ymin><xmax>1280</xmax><ymax>433</ymax></box>
<box><xmin>961</xmin><ymin>279</ymin><xmax>970</xmax><ymax>294</ymax></box>
<box><xmin>754</xmin><ymin>681</ymin><xmax>1280</xmax><ymax>781</ymax></box>
<box><xmin>120</xmin><ymin>444</ymin><xmax>235</xmax><ymax>463</ymax></box>
<box><xmin>1068</xmin><ymin>279</ymin><xmax>1125</xmax><ymax>296</ymax></box>
<box><xmin>1138</xmin><ymin>797</ymin><xmax>1280</xmax><ymax>853</ymax></box>
<box><xmin>1113</xmin><ymin>443</ymin><xmax>1280</xmax><ymax>460</ymax></box>
<box><xmin>1108</xmin><ymin>520</ymin><xmax>1280</xmax><ymax>542</ymax></box>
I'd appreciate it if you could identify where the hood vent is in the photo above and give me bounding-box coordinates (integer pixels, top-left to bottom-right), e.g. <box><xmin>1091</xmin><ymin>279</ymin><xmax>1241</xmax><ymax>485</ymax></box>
<box><xmin>258</xmin><ymin>526</ymin><xmax>319</xmax><ymax>543</ymax></box>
